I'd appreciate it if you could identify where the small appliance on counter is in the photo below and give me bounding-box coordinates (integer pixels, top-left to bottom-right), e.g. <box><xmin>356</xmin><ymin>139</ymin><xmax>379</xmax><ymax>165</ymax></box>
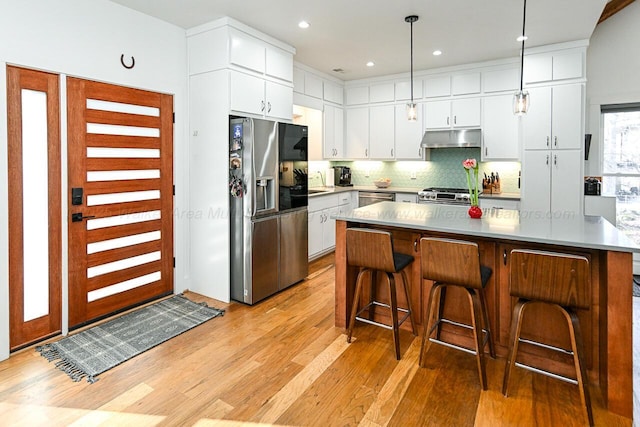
<box><xmin>334</xmin><ymin>166</ymin><xmax>353</xmax><ymax>187</ymax></box>
<box><xmin>584</xmin><ymin>176</ymin><xmax>602</xmax><ymax>195</ymax></box>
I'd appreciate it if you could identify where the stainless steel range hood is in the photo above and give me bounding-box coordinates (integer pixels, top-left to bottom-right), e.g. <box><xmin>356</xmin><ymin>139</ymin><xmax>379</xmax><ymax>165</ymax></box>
<box><xmin>420</xmin><ymin>128</ymin><xmax>482</xmax><ymax>148</ymax></box>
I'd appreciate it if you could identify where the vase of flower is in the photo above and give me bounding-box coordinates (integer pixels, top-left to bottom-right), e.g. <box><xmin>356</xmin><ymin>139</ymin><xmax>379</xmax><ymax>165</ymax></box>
<box><xmin>468</xmin><ymin>205</ymin><xmax>483</xmax><ymax>218</ymax></box>
<box><xmin>462</xmin><ymin>158</ymin><xmax>482</xmax><ymax>219</ymax></box>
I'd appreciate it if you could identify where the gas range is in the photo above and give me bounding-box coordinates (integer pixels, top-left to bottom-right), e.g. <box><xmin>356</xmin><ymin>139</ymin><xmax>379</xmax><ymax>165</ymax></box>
<box><xmin>417</xmin><ymin>187</ymin><xmax>476</xmax><ymax>205</ymax></box>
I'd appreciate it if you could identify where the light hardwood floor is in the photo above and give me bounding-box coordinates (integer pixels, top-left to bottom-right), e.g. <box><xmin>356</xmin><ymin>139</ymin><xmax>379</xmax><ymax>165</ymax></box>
<box><xmin>0</xmin><ymin>254</ymin><xmax>636</xmax><ymax>426</ymax></box>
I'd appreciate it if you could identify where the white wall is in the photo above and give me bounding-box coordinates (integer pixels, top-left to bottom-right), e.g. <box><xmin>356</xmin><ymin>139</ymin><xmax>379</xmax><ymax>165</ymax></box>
<box><xmin>585</xmin><ymin>0</ymin><xmax>640</xmax><ymax>175</ymax></box>
<box><xmin>0</xmin><ymin>0</ymin><xmax>189</xmax><ymax>361</ymax></box>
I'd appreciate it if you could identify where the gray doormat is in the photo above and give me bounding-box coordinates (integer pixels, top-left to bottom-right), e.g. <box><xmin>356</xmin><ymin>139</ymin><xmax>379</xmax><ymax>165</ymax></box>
<box><xmin>37</xmin><ymin>294</ymin><xmax>224</xmax><ymax>383</ymax></box>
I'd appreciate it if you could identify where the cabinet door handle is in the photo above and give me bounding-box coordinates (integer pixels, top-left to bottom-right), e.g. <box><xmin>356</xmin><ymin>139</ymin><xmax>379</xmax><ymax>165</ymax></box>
<box><xmin>391</xmin><ymin>148</ymin><xmax>394</xmax><ymax>157</ymax></box>
<box><xmin>485</xmin><ymin>147</ymin><xmax>488</xmax><ymax>156</ymax></box>
<box><xmin>261</xmin><ymin>100</ymin><xmax>265</xmax><ymax>112</ymax></box>
<box><xmin>414</xmin><ymin>239</ymin><xmax>419</xmax><ymax>252</ymax></box>
<box><xmin>365</xmin><ymin>148</ymin><xmax>368</xmax><ymax>157</ymax></box>
<box><xmin>503</xmin><ymin>249</ymin><xmax>507</xmax><ymax>266</ymax></box>
<box><xmin>546</xmin><ymin>154</ymin><xmax>549</xmax><ymax>165</ymax></box>
<box><xmin>447</xmin><ymin>116</ymin><xmax>450</xmax><ymax>125</ymax></box>
<box><xmin>554</xmin><ymin>154</ymin><xmax>557</xmax><ymax>165</ymax></box>
<box><xmin>554</xmin><ymin>136</ymin><xmax>558</xmax><ymax>147</ymax></box>
<box><xmin>454</xmin><ymin>115</ymin><xmax>457</xmax><ymax>125</ymax></box>
<box><xmin>418</xmin><ymin>148</ymin><xmax>422</xmax><ymax>157</ymax></box>
<box><xmin>546</xmin><ymin>136</ymin><xmax>550</xmax><ymax>147</ymax></box>
<box><xmin>267</xmin><ymin>102</ymin><xmax>272</xmax><ymax>113</ymax></box>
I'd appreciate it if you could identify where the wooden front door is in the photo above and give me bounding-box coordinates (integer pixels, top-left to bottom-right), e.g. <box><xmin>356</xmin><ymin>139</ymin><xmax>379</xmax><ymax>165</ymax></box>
<box><xmin>7</xmin><ymin>66</ymin><xmax>62</xmax><ymax>350</ymax></box>
<box><xmin>67</xmin><ymin>77</ymin><xmax>174</xmax><ymax>328</ymax></box>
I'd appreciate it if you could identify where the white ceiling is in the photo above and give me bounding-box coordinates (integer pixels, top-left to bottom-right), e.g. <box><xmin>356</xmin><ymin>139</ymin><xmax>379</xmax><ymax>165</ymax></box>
<box><xmin>109</xmin><ymin>0</ymin><xmax>608</xmax><ymax>81</ymax></box>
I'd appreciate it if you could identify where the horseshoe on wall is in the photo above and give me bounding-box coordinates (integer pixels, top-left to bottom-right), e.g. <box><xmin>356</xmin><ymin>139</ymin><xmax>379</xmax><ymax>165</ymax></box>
<box><xmin>120</xmin><ymin>54</ymin><xmax>135</xmax><ymax>69</ymax></box>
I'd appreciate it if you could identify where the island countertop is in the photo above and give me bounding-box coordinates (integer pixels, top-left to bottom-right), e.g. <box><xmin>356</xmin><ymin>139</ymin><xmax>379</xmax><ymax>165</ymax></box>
<box><xmin>333</xmin><ymin>201</ymin><xmax>639</xmax><ymax>253</ymax></box>
<box><xmin>333</xmin><ymin>200</ymin><xmax>635</xmax><ymax>419</ymax></box>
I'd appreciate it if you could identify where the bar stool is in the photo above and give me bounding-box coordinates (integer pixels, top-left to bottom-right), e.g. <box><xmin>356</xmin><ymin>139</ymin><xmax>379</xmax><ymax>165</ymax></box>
<box><xmin>503</xmin><ymin>249</ymin><xmax>593</xmax><ymax>426</ymax></box>
<box><xmin>346</xmin><ymin>228</ymin><xmax>417</xmax><ymax>360</ymax></box>
<box><xmin>419</xmin><ymin>237</ymin><xmax>495</xmax><ymax>390</ymax></box>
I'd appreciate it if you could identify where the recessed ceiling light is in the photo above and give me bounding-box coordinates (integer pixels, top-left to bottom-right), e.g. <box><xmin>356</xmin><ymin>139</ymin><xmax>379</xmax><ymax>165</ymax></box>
<box><xmin>432</xmin><ymin>50</ymin><xmax>442</xmax><ymax>56</ymax></box>
<box><xmin>298</xmin><ymin>21</ymin><xmax>310</xmax><ymax>29</ymax></box>
<box><xmin>366</xmin><ymin>61</ymin><xmax>375</xmax><ymax>67</ymax></box>
<box><xmin>517</xmin><ymin>35</ymin><xmax>528</xmax><ymax>42</ymax></box>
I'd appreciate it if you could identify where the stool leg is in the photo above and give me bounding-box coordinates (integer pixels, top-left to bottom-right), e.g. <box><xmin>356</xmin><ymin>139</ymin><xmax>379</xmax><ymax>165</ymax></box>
<box><xmin>387</xmin><ymin>272</ymin><xmax>401</xmax><ymax>360</ymax></box>
<box><xmin>347</xmin><ymin>268</ymin><xmax>368</xmax><ymax>343</ymax></box>
<box><xmin>400</xmin><ymin>269</ymin><xmax>417</xmax><ymax>336</ymax></box>
<box><xmin>502</xmin><ymin>299</ymin><xmax>529</xmax><ymax>396</ymax></box>
<box><xmin>479</xmin><ymin>289</ymin><xmax>496</xmax><ymax>359</ymax></box>
<box><xmin>467</xmin><ymin>289</ymin><xmax>488</xmax><ymax>390</ymax></box>
<box><xmin>368</xmin><ymin>270</ymin><xmax>378</xmax><ymax>321</ymax></box>
<box><xmin>435</xmin><ymin>286</ymin><xmax>447</xmax><ymax>340</ymax></box>
<box><xmin>420</xmin><ymin>282</ymin><xmax>442</xmax><ymax>367</ymax></box>
<box><xmin>565</xmin><ymin>308</ymin><xmax>594</xmax><ymax>427</ymax></box>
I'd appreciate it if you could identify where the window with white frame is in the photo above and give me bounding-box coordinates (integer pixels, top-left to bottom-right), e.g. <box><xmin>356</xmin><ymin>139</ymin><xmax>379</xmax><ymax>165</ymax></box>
<box><xmin>601</xmin><ymin>103</ymin><xmax>640</xmax><ymax>244</ymax></box>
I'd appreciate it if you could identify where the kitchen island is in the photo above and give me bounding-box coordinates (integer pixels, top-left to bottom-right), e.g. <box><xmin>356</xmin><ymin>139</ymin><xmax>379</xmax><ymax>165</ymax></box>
<box><xmin>333</xmin><ymin>202</ymin><xmax>638</xmax><ymax>419</ymax></box>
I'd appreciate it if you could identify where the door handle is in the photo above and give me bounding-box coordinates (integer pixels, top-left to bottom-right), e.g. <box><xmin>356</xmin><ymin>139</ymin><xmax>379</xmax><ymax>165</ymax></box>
<box><xmin>267</xmin><ymin>102</ymin><xmax>272</xmax><ymax>113</ymax></box>
<box><xmin>414</xmin><ymin>238</ymin><xmax>418</xmax><ymax>252</ymax></box>
<box><xmin>261</xmin><ymin>100</ymin><xmax>265</xmax><ymax>112</ymax></box>
<box><xmin>546</xmin><ymin>136</ymin><xmax>550</xmax><ymax>147</ymax></box>
<box><xmin>71</xmin><ymin>213</ymin><xmax>96</xmax><ymax>222</ymax></box>
<box><xmin>554</xmin><ymin>136</ymin><xmax>558</xmax><ymax>147</ymax></box>
<box><xmin>503</xmin><ymin>249</ymin><xmax>507</xmax><ymax>266</ymax></box>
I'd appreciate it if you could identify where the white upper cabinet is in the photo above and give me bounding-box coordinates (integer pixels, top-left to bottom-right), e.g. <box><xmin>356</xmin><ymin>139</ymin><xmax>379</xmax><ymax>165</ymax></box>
<box><xmin>265</xmin><ymin>46</ymin><xmax>293</xmax><ymax>82</ymax></box>
<box><xmin>346</xmin><ymin>86</ymin><xmax>369</xmax><ymax>105</ymax></box>
<box><xmin>523</xmin><ymin>84</ymin><xmax>583</xmax><ymax>151</ymax></box>
<box><xmin>483</xmin><ymin>67</ymin><xmax>519</xmax><ymax>93</ymax></box>
<box><xmin>395</xmin><ymin>79</ymin><xmax>423</xmax><ymax>101</ymax></box>
<box><xmin>524</xmin><ymin>51</ymin><xmax>584</xmax><ymax>84</ymax></box>
<box><xmin>369</xmin><ymin>83</ymin><xmax>395</xmax><ymax>103</ymax></box>
<box><xmin>482</xmin><ymin>94</ymin><xmax>519</xmax><ymax>160</ymax></box>
<box><xmin>229</xmin><ymin>28</ymin><xmax>265</xmax><ymax>73</ymax></box>
<box><xmin>369</xmin><ymin>105</ymin><xmax>395</xmax><ymax>159</ymax></box>
<box><xmin>230</xmin><ymin>71</ymin><xmax>292</xmax><ymax>120</ymax></box>
<box><xmin>324</xmin><ymin>81</ymin><xmax>344</xmax><ymax>104</ymax></box>
<box><xmin>324</xmin><ymin>104</ymin><xmax>344</xmax><ymax>159</ymax></box>
<box><xmin>293</xmin><ymin>67</ymin><xmax>305</xmax><ymax>93</ymax></box>
<box><xmin>395</xmin><ymin>103</ymin><xmax>424</xmax><ymax>159</ymax></box>
<box><xmin>303</xmin><ymin>73</ymin><xmax>323</xmax><ymax>99</ymax></box>
<box><xmin>229</xmin><ymin>28</ymin><xmax>293</xmax><ymax>83</ymax></box>
<box><xmin>345</xmin><ymin>107</ymin><xmax>369</xmax><ymax>158</ymax></box>
<box><xmin>451</xmin><ymin>73</ymin><xmax>481</xmax><ymax>95</ymax></box>
<box><xmin>423</xmin><ymin>75</ymin><xmax>451</xmax><ymax>98</ymax></box>
<box><xmin>425</xmin><ymin>98</ymin><xmax>480</xmax><ymax>129</ymax></box>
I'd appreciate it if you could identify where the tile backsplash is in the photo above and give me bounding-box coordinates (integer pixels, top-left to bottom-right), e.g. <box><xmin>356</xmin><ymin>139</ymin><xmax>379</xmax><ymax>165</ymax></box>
<box><xmin>309</xmin><ymin>148</ymin><xmax>521</xmax><ymax>193</ymax></box>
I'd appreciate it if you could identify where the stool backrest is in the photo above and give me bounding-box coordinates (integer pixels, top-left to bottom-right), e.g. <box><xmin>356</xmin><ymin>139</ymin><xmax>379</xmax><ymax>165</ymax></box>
<box><xmin>510</xmin><ymin>249</ymin><xmax>590</xmax><ymax>309</ymax></box>
<box><xmin>346</xmin><ymin>228</ymin><xmax>395</xmax><ymax>272</ymax></box>
<box><xmin>420</xmin><ymin>237</ymin><xmax>483</xmax><ymax>289</ymax></box>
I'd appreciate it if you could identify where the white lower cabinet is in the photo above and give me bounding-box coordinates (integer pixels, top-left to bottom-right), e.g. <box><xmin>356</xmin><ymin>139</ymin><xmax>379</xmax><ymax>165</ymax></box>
<box><xmin>520</xmin><ymin>149</ymin><xmax>582</xmax><ymax>218</ymax></box>
<box><xmin>395</xmin><ymin>192</ymin><xmax>417</xmax><ymax>203</ymax></box>
<box><xmin>479</xmin><ymin>198</ymin><xmax>520</xmax><ymax>211</ymax></box>
<box><xmin>308</xmin><ymin>192</ymin><xmax>354</xmax><ymax>259</ymax></box>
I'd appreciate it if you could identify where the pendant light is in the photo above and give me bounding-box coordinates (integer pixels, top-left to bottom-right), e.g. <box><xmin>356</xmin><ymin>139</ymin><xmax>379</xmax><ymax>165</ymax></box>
<box><xmin>513</xmin><ymin>0</ymin><xmax>529</xmax><ymax>115</ymax></box>
<box><xmin>405</xmin><ymin>15</ymin><xmax>419</xmax><ymax>121</ymax></box>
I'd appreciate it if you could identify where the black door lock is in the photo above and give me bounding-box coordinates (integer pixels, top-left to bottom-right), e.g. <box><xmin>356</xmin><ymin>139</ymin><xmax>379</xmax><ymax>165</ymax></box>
<box><xmin>71</xmin><ymin>187</ymin><xmax>83</xmax><ymax>205</ymax></box>
<box><xmin>71</xmin><ymin>213</ymin><xmax>96</xmax><ymax>222</ymax></box>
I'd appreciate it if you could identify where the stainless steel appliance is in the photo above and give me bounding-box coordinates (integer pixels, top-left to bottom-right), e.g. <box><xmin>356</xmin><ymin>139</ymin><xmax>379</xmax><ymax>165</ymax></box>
<box><xmin>584</xmin><ymin>177</ymin><xmax>601</xmax><ymax>195</ymax></box>
<box><xmin>421</xmin><ymin>129</ymin><xmax>482</xmax><ymax>148</ymax></box>
<box><xmin>334</xmin><ymin>166</ymin><xmax>353</xmax><ymax>187</ymax></box>
<box><xmin>417</xmin><ymin>187</ymin><xmax>474</xmax><ymax>205</ymax></box>
<box><xmin>359</xmin><ymin>191</ymin><xmax>395</xmax><ymax>207</ymax></box>
<box><xmin>229</xmin><ymin>117</ymin><xmax>308</xmax><ymax>305</ymax></box>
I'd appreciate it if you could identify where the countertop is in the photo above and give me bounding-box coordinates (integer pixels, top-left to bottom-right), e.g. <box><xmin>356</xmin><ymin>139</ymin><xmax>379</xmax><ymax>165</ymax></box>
<box><xmin>309</xmin><ymin>186</ymin><xmax>521</xmax><ymax>200</ymax></box>
<box><xmin>332</xmin><ymin>201</ymin><xmax>639</xmax><ymax>253</ymax></box>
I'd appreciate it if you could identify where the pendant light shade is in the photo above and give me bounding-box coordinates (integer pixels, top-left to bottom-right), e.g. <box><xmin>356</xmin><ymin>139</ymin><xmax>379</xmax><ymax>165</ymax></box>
<box><xmin>405</xmin><ymin>15</ymin><xmax>419</xmax><ymax>121</ymax></box>
<box><xmin>513</xmin><ymin>0</ymin><xmax>529</xmax><ymax>115</ymax></box>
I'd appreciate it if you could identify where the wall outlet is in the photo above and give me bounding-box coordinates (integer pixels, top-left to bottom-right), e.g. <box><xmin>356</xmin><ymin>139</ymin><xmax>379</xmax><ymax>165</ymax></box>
<box><xmin>410</xmin><ymin>171</ymin><xmax>417</xmax><ymax>179</ymax></box>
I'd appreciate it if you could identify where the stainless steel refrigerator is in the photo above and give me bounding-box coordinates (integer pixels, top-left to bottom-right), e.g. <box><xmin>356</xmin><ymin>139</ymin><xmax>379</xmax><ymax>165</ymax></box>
<box><xmin>229</xmin><ymin>117</ymin><xmax>308</xmax><ymax>304</ymax></box>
